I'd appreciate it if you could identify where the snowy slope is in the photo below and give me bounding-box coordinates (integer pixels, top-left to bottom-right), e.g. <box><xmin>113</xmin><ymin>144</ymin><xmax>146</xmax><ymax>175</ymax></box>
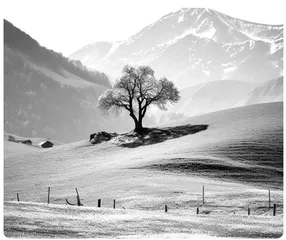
<box><xmin>245</xmin><ymin>77</ymin><xmax>283</xmax><ymax>105</ymax></box>
<box><xmin>70</xmin><ymin>8</ymin><xmax>283</xmax><ymax>89</ymax></box>
<box><xmin>4</xmin><ymin>102</ymin><xmax>284</xmax><ymax>238</ymax></box>
<box><xmin>4</xmin><ymin>201</ymin><xmax>283</xmax><ymax>238</ymax></box>
<box><xmin>4</xmin><ymin>102</ymin><xmax>283</xmax><ymax>210</ymax></box>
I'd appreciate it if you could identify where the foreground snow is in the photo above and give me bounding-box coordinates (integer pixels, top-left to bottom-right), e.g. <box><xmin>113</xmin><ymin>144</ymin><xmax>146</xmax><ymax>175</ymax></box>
<box><xmin>4</xmin><ymin>201</ymin><xmax>283</xmax><ymax>238</ymax></box>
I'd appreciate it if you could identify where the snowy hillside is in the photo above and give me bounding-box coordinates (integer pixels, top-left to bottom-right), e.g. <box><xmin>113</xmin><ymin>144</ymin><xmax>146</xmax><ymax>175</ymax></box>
<box><xmin>245</xmin><ymin>77</ymin><xmax>283</xmax><ymax>105</ymax></box>
<box><xmin>4</xmin><ymin>102</ymin><xmax>283</xmax><ymax>238</ymax></box>
<box><xmin>4</xmin><ymin>99</ymin><xmax>283</xmax><ymax>237</ymax></box>
<box><xmin>70</xmin><ymin>8</ymin><xmax>283</xmax><ymax>89</ymax></box>
<box><xmin>4</xmin><ymin>102</ymin><xmax>283</xmax><ymax>204</ymax></box>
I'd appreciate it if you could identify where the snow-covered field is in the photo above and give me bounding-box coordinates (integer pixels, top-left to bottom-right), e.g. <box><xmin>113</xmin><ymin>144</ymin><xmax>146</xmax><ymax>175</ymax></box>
<box><xmin>4</xmin><ymin>102</ymin><xmax>283</xmax><ymax>238</ymax></box>
<box><xmin>4</xmin><ymin>201</ymin><xmax>283</xmax><ymax>238</ymax></box>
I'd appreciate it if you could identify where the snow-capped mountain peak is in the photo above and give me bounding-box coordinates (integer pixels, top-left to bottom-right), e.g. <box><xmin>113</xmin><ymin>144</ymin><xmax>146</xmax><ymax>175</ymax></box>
<box><xmin>70</xmin><ymin>8</ymin><xmax>283</xmax><ymax>89</ymax></box>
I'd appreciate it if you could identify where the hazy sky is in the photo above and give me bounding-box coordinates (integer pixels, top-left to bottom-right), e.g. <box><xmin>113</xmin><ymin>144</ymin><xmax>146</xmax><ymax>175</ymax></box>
<box><xmin>2</xmin><ymin>0</ymin><xmax>285</xmax><ymax>56</ymax></box>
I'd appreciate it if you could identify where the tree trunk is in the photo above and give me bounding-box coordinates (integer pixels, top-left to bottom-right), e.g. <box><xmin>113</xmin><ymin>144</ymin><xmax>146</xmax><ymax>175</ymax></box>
<box><xmin>129</xmin><ymin>112</ymin><xmax>140</xmax><ymax>133</ymax></box>
<box><xmin>134</xmin><ymin>117</ymin><xmax>143</xmax><ymax>134</ymax></box>
<box><xmin>129</xmin><ymin>107</ymin><xmax>144</xmax><ymax>134</ymax></box>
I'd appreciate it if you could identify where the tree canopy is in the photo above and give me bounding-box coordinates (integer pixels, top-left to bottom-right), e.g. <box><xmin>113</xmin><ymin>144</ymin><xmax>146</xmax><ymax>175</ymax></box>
<box><xmin>98</xmin><ymin>65</ymin><xmax>180</xmax><ymax>133</ymax></box>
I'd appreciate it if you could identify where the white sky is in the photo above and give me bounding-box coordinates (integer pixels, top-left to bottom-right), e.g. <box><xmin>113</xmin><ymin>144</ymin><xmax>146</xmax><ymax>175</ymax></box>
<box><xmin>2</xmin><ymin>0</ymin><xmax>285</xmax><ymax>56</ymax></box>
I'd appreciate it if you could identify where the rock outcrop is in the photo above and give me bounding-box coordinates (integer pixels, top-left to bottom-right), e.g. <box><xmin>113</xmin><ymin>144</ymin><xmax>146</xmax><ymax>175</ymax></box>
<box><xmin>90</xmin><ymin>131</ymin><xmax>117</xmax><ymax>144</ymax></box>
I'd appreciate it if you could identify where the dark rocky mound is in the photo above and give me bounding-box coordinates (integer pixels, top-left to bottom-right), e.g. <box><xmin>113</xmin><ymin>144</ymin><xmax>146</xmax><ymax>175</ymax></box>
<box><xmin>90</xmin><ymin>124</ymin><xmax>208</xmax><ymax>148</ymax></box>
<box><xmin>116</xmin><ymin>124</ymin><xmax>208</xmax><ymax>148</ymax></box>
<box><xmin>89</xmin><ymin>131</ymin><xmax>117</xmax><ymax>144</ymax></box>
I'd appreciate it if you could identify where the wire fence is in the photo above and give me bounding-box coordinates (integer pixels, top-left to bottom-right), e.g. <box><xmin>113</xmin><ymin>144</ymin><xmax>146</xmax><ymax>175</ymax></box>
<box><xmin>13</xmin><ymin>185</ymin><xmax>282</xmax><ymax>217</ymax></box>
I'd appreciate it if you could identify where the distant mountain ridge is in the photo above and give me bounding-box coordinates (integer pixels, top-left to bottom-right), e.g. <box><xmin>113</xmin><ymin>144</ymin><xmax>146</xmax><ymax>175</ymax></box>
<box><xmin>70</xmin><ymin>8</ymin><xmax>283</xmax><ymax>89</ymax></box>
<box><xmin>156</xmin><ymin>77</ymin><xmax>283</xmax><ymax>123</ymax></box>
<box><xmin>173</xmin><ymin>80</ymin><xmax>256</xmax><ymax>115</ymax></box>
<box><xmin>245</xmin><ymin>77</ymin><xmax>283</xmax><ymax>105</ymax></box>
<box><xmin>4</xmin><ymin>20</ymin><xmax>111</xmax><ymax>88</ymax></box>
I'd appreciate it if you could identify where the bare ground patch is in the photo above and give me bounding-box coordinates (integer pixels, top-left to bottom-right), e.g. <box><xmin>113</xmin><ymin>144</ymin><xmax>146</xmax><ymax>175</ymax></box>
<box><xmin>110</xmin><ymin>124</ymin><xmax>208</xmax><ymax>148</ymax></box>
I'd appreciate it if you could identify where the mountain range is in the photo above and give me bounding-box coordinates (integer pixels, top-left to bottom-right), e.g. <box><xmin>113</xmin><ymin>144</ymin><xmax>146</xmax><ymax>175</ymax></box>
<box><xmin>70</xmin><ymin>8</ymin><xmax>283</xmax><ymax>89</ymax></box>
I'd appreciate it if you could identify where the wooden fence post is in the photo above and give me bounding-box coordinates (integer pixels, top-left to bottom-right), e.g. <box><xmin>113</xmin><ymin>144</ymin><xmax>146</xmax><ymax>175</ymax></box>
<box><xmin>47</xmin><ymin>187</ymin><xmax>50</xmax><ymax>204</ymax></box>
<box><xmin>197</xmin><ymin>207</ymin><xmax>199</xmax><ymax>214</ymax></box>
<box><xmin>66</xmin><ymin>188</ymin><xmax>83</xmax><ymax>206</ymax></box>
<box><xmin>202</xmin><ymin>185</ymin><xmax>205</xmax><ymax>204</ymax></box>
<box><xmin>273</xmin><ymin>204</ymin><xmax>277</xmax><ymax>216</ymax></box>
<box><xmin>98</xmin><ymin>199</ymin><xmax>101</xmax><ymax>208</ymax></box>
<box><xmin>75</xmin><ymin>188</ymin><xmax>82</xmax><ymax>206</ymax></box>
<box><xmin>268</xmin><ymin>190</ymin><xmax>271</xmax><ymax>208</ymax></box>
<box><xmin>165</xmin><ymin>205</ymin><xmax>168</xmax><ymax>212</ymax></box>
<box><xmin>17</xmin><ymin>193</ymin><xmax>19</xmax><ymax>202</ymax></box>
<box><xmin>113</xmin><ymin>199</ymin><xmax>116</xmax><ymax>209</ymax></box>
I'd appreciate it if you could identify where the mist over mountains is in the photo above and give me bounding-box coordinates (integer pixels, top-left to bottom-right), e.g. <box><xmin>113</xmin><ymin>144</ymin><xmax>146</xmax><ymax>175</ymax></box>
<box><xmin>4</xmin><ymin>8</ymin><xmax>283</xmax><ymax>142</ymax></box>
<box><xmin>157</xmin><ymin>77</ymin><xmax>283</xmax><ymax>121</ymax></box>
<box><xmin>166</xmin><ymin>80</ymin><xmax>256</xmax><ymax>117</ymax></box>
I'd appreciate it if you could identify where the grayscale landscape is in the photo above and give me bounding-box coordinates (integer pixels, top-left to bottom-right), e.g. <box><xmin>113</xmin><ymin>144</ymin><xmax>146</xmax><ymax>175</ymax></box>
<box><xmin>3</xmin><ymin>4</ymin><xmax>283</xmax><ymax>239</ymax></box>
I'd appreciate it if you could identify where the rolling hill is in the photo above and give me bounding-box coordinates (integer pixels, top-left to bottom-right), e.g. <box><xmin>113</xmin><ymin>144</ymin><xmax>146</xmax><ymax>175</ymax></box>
<box><xmin>4</xmin><ymin>102</ymin><xmax>283</xmax><ymax>201</ymax></box>
<box><xmin>245</xmin><ymin>77</ymin><xmax>283</xmax><ymax>105</ymax></box>
<box><xmin>70</xmin><ymin>8</ymin><xmax>283</xmax><ymax>89</ymax></box>
<box><xmin>4</xmin><ymin>101</ymin><xmax>283</xmax><ymax>237</ymax></box>
<box><xmin>4</xmin><ymin>102</ymin><xmax>283</xmax><ymax>237</ymax></box>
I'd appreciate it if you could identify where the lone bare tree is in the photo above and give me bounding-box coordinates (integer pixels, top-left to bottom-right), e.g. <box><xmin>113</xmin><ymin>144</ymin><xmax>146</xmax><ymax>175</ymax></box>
<box><xmin>98</xmin><ymin>65</ymin><xmax>180</xmax><ymax>134</ymax></box>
